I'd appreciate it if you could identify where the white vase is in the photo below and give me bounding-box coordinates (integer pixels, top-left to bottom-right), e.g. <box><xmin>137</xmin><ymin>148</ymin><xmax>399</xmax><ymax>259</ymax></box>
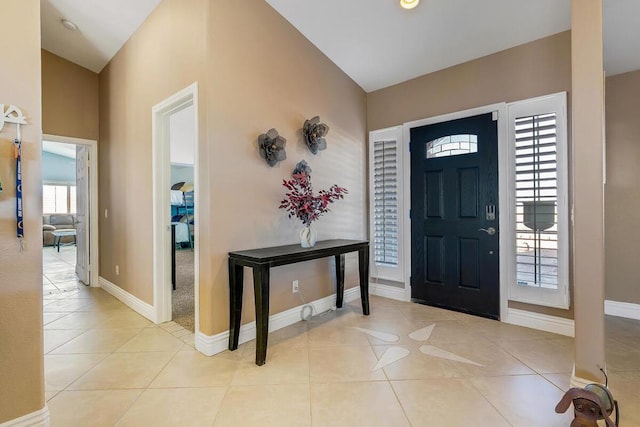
<box><xmin>300</xmin><ymin>225</ymin><xmax>317</xmax><ymax>248</ymax></box>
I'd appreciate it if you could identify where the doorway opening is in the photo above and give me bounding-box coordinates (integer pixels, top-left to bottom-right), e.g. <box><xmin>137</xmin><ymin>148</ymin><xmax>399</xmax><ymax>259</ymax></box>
<box><xmin>152</xmin><ymin>83</ymin><xmax>199</xmax><ymax>334</ymax></box>
<box><xmin>169</xmin><ymin>104</ymin><xmax>196</xmax><ymax>332</ymax></box>
<box><xmin>41</xmin><ymin>135</ymin><xmax>99</xmax><ymax>298</ymax></box>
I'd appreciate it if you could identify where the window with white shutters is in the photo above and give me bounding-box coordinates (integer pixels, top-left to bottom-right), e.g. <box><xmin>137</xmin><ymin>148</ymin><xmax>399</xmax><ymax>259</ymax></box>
<box><xmin>373</xmin><ymin>139</ymin><xmax>398</xmax><ymax>266</ymax></box>
<box><xmin>515</xmin><ymin>113</ymin><xmax>558</xmax><ymax>289</ymax></box>
<box><xmin>369</xmin><ymin>126</ymin><xmax>404</xmax><ymax>282</ymax></box>
<box><xmin>507</xmin><ymin>93</ymin><xmax>569</xmax><ymax>309</ymax></box>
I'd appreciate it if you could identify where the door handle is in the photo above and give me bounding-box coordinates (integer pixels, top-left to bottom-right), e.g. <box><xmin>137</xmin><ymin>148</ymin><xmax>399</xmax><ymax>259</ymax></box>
<box><xmin>478</xmin><ymin>227</ymin><xmax>496</xmax><ymax>236</ymax></box>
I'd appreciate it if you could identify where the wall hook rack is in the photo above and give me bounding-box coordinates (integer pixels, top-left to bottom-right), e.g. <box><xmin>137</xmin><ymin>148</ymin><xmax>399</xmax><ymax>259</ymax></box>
<box><xmin>1</xmin><ymin>104</ymin><xmax>28</xmax><ymax>139</ymax></box>
<box><xmin>1</xmin><ymin>103</ymin><xmax>28</xmax><ymax>250</ymax></box>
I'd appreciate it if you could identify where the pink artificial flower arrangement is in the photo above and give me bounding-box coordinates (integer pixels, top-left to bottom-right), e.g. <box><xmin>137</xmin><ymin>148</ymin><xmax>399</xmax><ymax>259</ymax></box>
<box><xmin>279</xmin><ymin>167</ymin><xmax>348</xmax><ymax>227</ymax></box>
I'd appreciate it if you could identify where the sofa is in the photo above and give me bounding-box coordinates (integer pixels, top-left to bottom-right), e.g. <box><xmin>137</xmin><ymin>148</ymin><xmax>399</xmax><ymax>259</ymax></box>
<box><xmin>43</xmin><ymin>214</ymin><xmax>76</xmax><ymax>246</ymax></box>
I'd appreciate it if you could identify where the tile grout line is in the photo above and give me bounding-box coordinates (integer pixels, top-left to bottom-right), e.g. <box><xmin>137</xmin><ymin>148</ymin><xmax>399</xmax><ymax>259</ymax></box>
<box><xmin>386</xmin><ymin>377</ymin><xmax>415</xmax><ymax>426</ymax></box>
<box><xmin>102</xmin><ymin>388</ymin><xmax>145</xmax><ymax>426</ymax></box>
<box><xmin>110</xmin><ymin>347</ymin><xmax>181</xmax><ymax>425</ymax></box>
<box><xmin>490</xmin><ymin>340</ymin><xmax>558</xmax><ymax>377</ymax></box>
<box><xmin>209</xmin><ymin>382</ymin><xmax>234</xmax><ymax>426</ymax></box>
<box><xmin>466</xmin><ymin>378</ymin><xmax>515</xmax><ymax>427</ymax></box>
<box><xmin>371</xmin><ymin>304</ymin><xmax>413</xmax><ymax>426</ymax></box>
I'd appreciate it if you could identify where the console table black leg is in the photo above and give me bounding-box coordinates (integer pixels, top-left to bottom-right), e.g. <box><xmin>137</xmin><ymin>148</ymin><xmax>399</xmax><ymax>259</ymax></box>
<box><xmin>358</xmin><ymin>247</ymin><xmax>370</xmax><ymax>315</ymax></box>
<box><xmin>253</xmin><ymin>265</ymin><xmax>270</xmax><ymax>366</ymax></box>
<box><xmin>335</xmin><ymin>254</ymin><xmax>345</xmax><ymax>308</ymax></box>
<box><xmin>228</xmin><ymin>258</ymin><xmax>244</xmax><ymax>351</ymax></box>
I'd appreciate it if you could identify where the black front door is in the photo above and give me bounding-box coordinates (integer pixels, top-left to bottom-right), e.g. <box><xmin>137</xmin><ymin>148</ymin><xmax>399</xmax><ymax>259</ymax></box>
<box><xmin>410</xmin><ymin>113</ymin><xmax>499</xmax><ymax>319</ymax></box>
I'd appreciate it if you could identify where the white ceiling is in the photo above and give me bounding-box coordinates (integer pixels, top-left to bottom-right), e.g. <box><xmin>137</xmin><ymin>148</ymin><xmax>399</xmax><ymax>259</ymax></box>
<box><xmin>43</xmin><ymin>140</ymin><xmax>76</xmax><ymax>158</ymax></box>
<box><xmin>266</xmin><ymin>0</ymin><xmax>573</xmax><ymax>92</ymax></box>
<box><xmin>41</xmin><ymin>0</ymin><xmax>162</xmax><ymax>73</ymax></box>
<box><xmin>603</xmin><ymin>0</ymin><xmax>640</xmax><ymax>77</ymax></box>
<box><xmin>40</xmin><ymin>0</ymin><xmax>640</xmax><ymax>91</ymax></box>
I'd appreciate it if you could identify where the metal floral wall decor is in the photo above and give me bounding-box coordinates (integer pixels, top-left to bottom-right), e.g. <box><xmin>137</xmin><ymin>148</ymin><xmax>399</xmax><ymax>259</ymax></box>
<box><xmin>302</xmin><ymin>116</ymin><xmax>329</xmax><ymax>154</ymax></box>
<box><xmin>258</xmin><ymin>128</ymin><xmax>287</xmax><ymax>167</ymax></box>
<box><xmin>292</xmin><ymin>159</ymin><xmax>312</xmax><ymax>176</ymax></box>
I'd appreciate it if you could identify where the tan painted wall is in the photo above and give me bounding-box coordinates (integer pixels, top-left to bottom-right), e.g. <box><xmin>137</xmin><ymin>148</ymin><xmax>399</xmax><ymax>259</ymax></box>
<box><xmin>204</xmin><ymin>0</ymin><xmax>367</xmax><ymax>334</ymax></box>
<box><xmin>605</xmin><ymin>70</ymin><xmax>640</xmax><ymax>305</ymax></box>
<box><xmin>367</xmin><ymin>31</ymin><xmax>571</xmax><ymax>131</ymax></box>
<box><xmin>98</xmin><ymin>0</ymin><xmax>366</xmax><ymax>336</ymax></box>
<box><xmin>367</xmin><ymin>31</ymin><xmax>574</xmax><ymax>319</ymax></box>
<box><xmin>571</xmin><ymin>0</ymin><xmax>606</xmax><ymax>382</ymax></box>
<box><xmin>42</xmin><ymin>50</ymin><xmax>99</xmax><ymax>140</ymax></box>
<box><xmin>98</xmin><ymin>0</ymin><xmax>209</xmax><ymax>304</ymax></box>
<box><xmin>0</xmin><ymin>0</ymin><xmax>44</xmax><ymax>423</ymax></box>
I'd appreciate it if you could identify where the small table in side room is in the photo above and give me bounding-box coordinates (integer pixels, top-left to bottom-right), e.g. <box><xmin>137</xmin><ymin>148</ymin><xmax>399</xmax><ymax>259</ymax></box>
<box><xmin>51</xmin><ymin>229</ymin><xmax>77</xmax><ymax>252</ymax></box>
<box><xmin>228</xmin><ymin>239</ymin><xmax>370</xmax><ymax>366</ymax></box>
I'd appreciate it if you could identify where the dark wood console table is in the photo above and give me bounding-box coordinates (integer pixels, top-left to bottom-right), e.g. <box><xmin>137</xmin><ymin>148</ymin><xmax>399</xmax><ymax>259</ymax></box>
<box><xmin>228</xmin><ymin>239</ymin><xmax>370</xmax><ymax>365</ymax></box>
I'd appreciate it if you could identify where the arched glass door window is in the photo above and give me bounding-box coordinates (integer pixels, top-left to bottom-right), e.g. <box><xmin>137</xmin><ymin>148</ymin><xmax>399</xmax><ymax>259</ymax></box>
<box><xmin>426</xmin><ymin>134</ymin><xmax>478</xmax><ymax>159</ymax></box>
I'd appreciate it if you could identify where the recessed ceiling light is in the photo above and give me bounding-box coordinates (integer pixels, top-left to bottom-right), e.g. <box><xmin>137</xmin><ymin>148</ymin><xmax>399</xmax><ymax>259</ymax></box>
<box><xmin>61</xmin><ymin>19</ymin><xmax>79</xmax><ymax>31</ymax></box>
<box><xmin>400</xmin><ymin>0</ymin><xmax>420</xmax><ymax>9</ymax></box>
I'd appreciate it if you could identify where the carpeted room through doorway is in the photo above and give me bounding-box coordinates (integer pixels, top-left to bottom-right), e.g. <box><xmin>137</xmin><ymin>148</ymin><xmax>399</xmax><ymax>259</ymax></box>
<box><xmin>172</xmin><ymin>249</ymin><xmax>194</xmax><ymax>332</ymax></box>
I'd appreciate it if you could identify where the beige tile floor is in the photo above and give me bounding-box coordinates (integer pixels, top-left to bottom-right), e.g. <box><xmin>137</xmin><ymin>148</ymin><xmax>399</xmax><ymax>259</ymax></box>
<box><xmin>43</xmin><ymin>245</ymin><xmax>83</xmax><ymax>294</ymax></box>
<box><xmin>43</xmin><ymin>254</ymin><xmax>640</xmax><ymax>426</ymax></box>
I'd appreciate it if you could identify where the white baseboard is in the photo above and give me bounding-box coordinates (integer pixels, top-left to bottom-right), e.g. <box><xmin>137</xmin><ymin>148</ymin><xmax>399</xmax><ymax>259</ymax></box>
<box><xmin>369</xmin><ymin>283</ymin><xmax>409</xmax><ymax>302</ymax></box>
<box><xmin>570</xmin><ymin>364</ymin><xmax>605</xmax><ymax>388</ymax></box>
<box><xmin>605</xmin><ymin>300</ymin><xmax>640</xmax><ymax>320</ymax></box>
<box><xmin>504</xmin><ymin>308</ymin><xmax>575</xmax><ymax>337</ymax></box>
<box><xmin>0</xmin><ymin>406</ymin><xmax>49</xmax><ymax>427</ymax></box>
<box><xmin>196</xmin><ymin>286</ymin><xmax>361</xmax><ymax>356</ymax></box>
<box><xmin>98</xmin><ymin>277</ymin><xmax>157</xmax><ymax>323</ymax></box>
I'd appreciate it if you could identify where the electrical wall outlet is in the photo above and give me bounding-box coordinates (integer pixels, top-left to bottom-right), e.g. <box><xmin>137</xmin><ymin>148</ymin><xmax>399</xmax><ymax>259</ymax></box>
<box><xmin>292</xmin><ymin>280</ymin><xmax>299</xmax><ymax>293</ymax></box>
<box><xmin>115</xmin><ymin>265</ymin><xmax>119</xmax><ymax>276</ymax></box>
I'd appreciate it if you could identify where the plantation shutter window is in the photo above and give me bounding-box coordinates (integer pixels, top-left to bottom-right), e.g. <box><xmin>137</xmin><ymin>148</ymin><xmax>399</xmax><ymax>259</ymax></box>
<box><xmin>373</xmin><ymin>140</ymin><xmax>398</xmax><ymax>266</ymax></box>
<box><xmin>515</xmin><ymin>113</ymin><xmax>558</xmax><ymax>289</ymax></box>
<box><xmin>369</xmin><ymin>126</ymin><xmax>404</xmax><ymax>282</ymax></box>
<box><xmin>507</xmin><ymin>93</ymin><xmax>569</xmax><ymax>309</ymax></box>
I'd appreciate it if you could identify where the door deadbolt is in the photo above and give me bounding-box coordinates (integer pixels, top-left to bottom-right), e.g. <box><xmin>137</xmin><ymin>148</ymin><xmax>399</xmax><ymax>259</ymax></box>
<box><xmin>486</xmin><ymin>205</ymin><xmax>496</xmax><ymax>221</ymax></box>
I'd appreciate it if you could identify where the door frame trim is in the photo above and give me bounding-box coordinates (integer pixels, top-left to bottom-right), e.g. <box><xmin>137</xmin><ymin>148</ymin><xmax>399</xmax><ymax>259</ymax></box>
<box><xmin>151</xmin><ymin>82</ymin><xmax>200</xmax><ymax>329</ymax></box>
<box><xmin>402</xmin><ymin>102</ymin><xmax>509</xmax><ymax>320</ymax></box>
<box><xmin>43</xmin><ymin>134</ymin><xmax>99</xmax><ymax>287</ymax></box>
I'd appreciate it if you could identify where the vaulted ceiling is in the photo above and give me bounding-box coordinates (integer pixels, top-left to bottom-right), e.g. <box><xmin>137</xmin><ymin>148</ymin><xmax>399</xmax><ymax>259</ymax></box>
<box><xmin>41</xmin><ymin>0</ymin><xmax>162</xmax><ymax>73</ymax></box>
<box><xmin>41</xmin><ymin>0</ymin><xmax>640</xmax><ymax>92</ymax></box>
